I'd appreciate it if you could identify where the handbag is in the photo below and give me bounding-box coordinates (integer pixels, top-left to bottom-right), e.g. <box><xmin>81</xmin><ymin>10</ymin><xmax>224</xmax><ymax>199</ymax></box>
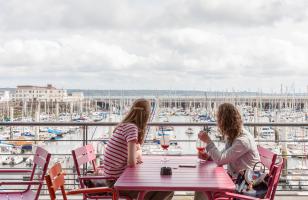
<box><xmin>83</xmin><ymin>169</ymin><xmax>107</xmax><ymax>188</ymax></box>
<box><xmin>82</xmin><ymin>169</ymin><xmax>114</xmax><ymax>196</ymax></box>
<box><xmin>235</xmin><ymin>162</ymin><xmax>269</xmax><ymax>198</ymax></box>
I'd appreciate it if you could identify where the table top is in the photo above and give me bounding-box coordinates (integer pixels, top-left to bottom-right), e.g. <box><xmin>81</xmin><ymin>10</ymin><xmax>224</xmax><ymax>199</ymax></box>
<box><xmin>114</xmin><ymin>156</ymin><xmax>235</xmax><ymax>192</ymax></box>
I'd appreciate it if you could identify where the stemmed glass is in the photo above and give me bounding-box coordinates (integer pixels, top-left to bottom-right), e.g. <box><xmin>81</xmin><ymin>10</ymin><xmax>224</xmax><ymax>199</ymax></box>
<box><xmin>160</xmin><ymin>133</ymin><xmax>170</xmax><ymax>165</ymax></box>
<box><xmin>196</xmin><ymin>138</ymin><xmax>206</xmax><ymax>163</ymax></box>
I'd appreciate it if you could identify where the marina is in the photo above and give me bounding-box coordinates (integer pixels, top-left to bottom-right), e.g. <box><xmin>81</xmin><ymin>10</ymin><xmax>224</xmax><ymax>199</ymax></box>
<box><xmin>1</xmin><ymin>89</ymin><xmax>308</xmax><ymax>193</ymax></box>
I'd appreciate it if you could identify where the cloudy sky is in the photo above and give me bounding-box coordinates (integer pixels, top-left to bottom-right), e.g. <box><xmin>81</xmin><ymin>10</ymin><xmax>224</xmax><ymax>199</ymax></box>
<box><xmin>0</xmin><ymin>0</ymin><xmax>308</xmax><ymax>92</ymax></box>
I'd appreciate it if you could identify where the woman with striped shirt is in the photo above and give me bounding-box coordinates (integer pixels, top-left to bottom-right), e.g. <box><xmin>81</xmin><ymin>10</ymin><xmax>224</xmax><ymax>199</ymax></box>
<box><xmin>103</xmin><ymin>98</ymin><xmax>174</xmax><ymax>200</ymax></box>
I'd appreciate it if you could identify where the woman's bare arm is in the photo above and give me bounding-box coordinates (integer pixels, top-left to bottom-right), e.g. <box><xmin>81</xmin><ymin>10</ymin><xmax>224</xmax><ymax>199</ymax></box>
<box><xmin>127</xmin><ymin>141</ymin><xmax>137</xmax><ymax>167</ymax></box>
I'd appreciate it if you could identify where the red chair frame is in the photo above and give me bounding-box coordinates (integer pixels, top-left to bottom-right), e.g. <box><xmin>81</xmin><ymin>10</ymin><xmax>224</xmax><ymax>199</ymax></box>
<box><xmin>0</xmin><ymin>146</ymin><xmax>51</xmax><ymax>200</ymax></box>
<box><xmin>213</xmin><ymin>146</ymin><xmax>282</xmax><ymax>200</ymax></box>
<box><xmin>219</xmin><ymin>158</ymin><xmax>284</xmax><ymax>200</ymax></box>
<box><xmin>72</xmin><ymin>144</ymin><xmax>131</xmax><ymax>200</ymax></box>
<box><xmin>45</xmin><ymin>162</ymin><xmax>116</xmax><ymax>200</ymax></box>
<box><xmin>257</xmin><ymin>145</ymin><xmax>278</xmax><ymax>172</ymax></box>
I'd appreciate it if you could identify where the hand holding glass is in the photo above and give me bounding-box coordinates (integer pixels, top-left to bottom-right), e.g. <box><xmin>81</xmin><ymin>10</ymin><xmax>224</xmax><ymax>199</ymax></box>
<box><xmin>196</xmin><ymin>137</ymin><xmax>206</xmax><ymax>163</ymax></box>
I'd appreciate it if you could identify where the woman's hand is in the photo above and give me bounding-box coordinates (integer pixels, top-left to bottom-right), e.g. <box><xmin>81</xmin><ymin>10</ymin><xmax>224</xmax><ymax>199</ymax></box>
<box><xmin>136</xmin><ymin>143</ymin><xmax>141</xmax><ymax>151</ymax></box>
<box><xmin>136</xmin><ymin>143</ymin><xmax>143</xmax><ymax>164</ymax></box>
<box><xmin>198</xmin><ymin>131</ymin><xmax>211</xmax><ymax>143</ymax></box>
<box><xmin>136</xmin><ymin>155</ymin><xmax>143</xmax><ymax>164</ymax></box>
<box><xmin>136</xmin><ymin>149</ymin><xmax>143</xmax><ymax>164</ymax></box>
<box><xmin>198</xmin><ymin>151</ymin><xmax>210</xmax><ymax>161</ymax></box>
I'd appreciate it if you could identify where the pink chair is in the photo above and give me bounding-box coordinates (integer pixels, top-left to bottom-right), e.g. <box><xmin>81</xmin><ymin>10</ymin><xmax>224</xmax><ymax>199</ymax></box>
<box><xmin>0</xmin><ymin>146</ymin><xmax>51</xmax><ymax>200</ymax></box>
<box><xmin>213</xmin><ymin>145</ymin><xmax>279</xmax><ymax>200</ymax></box>
<box><xmin>72</xmin><ymin>144</ymin><xmax>131</xmax><ymax>200</ymax></box>
<box><xmin>45</xmin><ymin>162</ymin><xmax>116</xmax><ymax>200</ymax></box>
<box><xmin>217</xmin><ymin>159</ymin><xmax>284</xmax><ymax>200</ymax></box>
<box><xmin>257</xmin><ymin>145</ymin><xmax>278</xmax><ymax>172</ymax></box>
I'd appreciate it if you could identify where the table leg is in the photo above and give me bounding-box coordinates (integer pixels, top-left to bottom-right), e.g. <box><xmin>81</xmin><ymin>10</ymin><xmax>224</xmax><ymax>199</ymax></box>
<box><xmin>203</xmin><ymin>191</ymin><xmax>213</xmax><ymax>200</ymax></box>
<box><xmin>137</xmin><ymin>191</ymin><xmax>147</xmax><ymax>200</ymax></box>
<box><xmin>115</xmin><ymin>190</ymin><xmax>120</xmax><ymax>200</ymax></box>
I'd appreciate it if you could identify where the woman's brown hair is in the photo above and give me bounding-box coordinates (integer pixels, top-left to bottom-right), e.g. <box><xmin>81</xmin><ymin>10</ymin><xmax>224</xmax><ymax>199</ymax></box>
<box><xmin>216</xmin><ymin>103</ymin><xmax>243</xmax><ymax>144</ymax></box>
<box><xmin>121</xmin><ymin>98</ymin><xmax>151</xmax><ymax>144</ymax></box>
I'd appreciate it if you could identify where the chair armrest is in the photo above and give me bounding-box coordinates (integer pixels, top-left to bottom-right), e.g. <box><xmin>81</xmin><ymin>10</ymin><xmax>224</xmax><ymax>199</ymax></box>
<box><xmin>78</xmin><ymin>176</ymin><xmax>116</xmax><ymax>180</ymax></box>
<box><xmin>0</xmin><ymin>181</ymin><xmax>42</xmax><ymax>186</ymax></box>
<box><xmin>222</xmin><ymin>192</ymin><xmax>269</xmax><ymax>200</ymax></box>
<box><xmin>67</xmin><ymin>187</ymin><xmax>113</xmax><ymax>195</ymax></box>
<box><xmin>0</xmin><ymin>169</ymin><xmax>32</xmax><ymax>173</ymax></box>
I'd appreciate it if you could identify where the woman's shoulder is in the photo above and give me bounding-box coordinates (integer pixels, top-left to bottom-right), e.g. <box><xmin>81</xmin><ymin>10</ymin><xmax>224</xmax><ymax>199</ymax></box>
<box><xmin>241</xmin><ymin>128</ymin><xmax>253</xmax><ymax>137</ymax></box>
<box><xmin>121</xmin><ymin>123</ymin><xmax>138</xmax><ymax>131</ymax></box>
<box><xmin>235</xmin><ymin>129</ymin><xmax>254</xmax><ymax>147</ymax></box>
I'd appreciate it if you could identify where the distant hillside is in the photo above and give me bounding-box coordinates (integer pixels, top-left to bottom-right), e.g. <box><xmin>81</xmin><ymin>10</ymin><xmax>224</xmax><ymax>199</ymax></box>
<box><xmin>1</xmin><ymin>88</ymin><xmax>303</xmax><ymax>97</ymax></box>
<box><xmin>68</xmin><ymin>89</ymin><xmax>259</xmax><ymax>97</ymax></box>
<box><xmin>0</xmin><ymin>88</ymin><xmax>15</xmax><ymax>92</ymax></box>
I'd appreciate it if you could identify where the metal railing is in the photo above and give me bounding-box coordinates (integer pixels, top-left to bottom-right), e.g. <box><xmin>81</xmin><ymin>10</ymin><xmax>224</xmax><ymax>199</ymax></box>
<box><xmin>0</xmin><ymin>122</ymin><xmax>308</xmax><ymax>197</ymax></box>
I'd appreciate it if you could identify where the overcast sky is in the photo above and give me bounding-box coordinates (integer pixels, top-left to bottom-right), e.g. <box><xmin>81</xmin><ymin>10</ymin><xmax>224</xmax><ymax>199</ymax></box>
<box><xmin>0</xmin><ymin>0</ymin><xmax>308</xmax><ymax>92</ymax></box>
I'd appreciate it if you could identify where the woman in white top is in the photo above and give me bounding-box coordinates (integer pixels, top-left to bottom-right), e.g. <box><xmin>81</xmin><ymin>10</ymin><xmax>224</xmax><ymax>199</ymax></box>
<box><xmin>195</xmin><ymin>103</ymin><xmax>260</xmax><ymax>200</ymax></box>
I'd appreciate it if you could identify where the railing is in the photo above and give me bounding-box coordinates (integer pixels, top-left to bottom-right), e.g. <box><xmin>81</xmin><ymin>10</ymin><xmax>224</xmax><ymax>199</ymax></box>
<box><xmin>0</xmin><ymin>122</ymin><xmax>308</xmax><ymax>197</ymax></box>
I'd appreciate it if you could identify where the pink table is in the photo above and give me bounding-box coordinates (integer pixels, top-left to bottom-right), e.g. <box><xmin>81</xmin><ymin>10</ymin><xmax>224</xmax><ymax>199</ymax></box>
<box><xmin>114</xmin><ymin>156</ymin><xmax>235</xmax><ymax>200</ymax></box>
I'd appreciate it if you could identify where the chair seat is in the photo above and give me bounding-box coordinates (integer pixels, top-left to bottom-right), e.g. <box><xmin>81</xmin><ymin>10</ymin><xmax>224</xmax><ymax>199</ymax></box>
<box><xmin>87</xmin><ymin>195</ymin><xmax>131</xmax><ymax>200</ymax></box>
<box><xmin>213</xmin><ymin>192</ymin><xmax>230</xmax><ymax>200</ymax></box>
<box><xmin>87</xmin><ymin>196</ymin><xmax>114</xmax><ymax>199</ymax></box>
<box><xmin>0</xmin><ymin>190</ymin><xmax>36</xmax><ymax>200</ymax></box>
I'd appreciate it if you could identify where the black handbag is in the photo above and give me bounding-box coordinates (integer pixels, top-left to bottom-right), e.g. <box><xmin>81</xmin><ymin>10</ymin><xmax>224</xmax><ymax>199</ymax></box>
<box><xmin>235</xmin><ymin>162</ymin><xmax>269</xmax><ymax>198</ymax></box>
<box><xmin>83</xmin><ymin>170</ymin><xmax>107</xmax><ymax>188</ymax></box>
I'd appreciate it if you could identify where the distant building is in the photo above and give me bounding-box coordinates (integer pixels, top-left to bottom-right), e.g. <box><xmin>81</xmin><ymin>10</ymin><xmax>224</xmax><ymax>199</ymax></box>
<box><xmin>11</xmin><ymin>84</ymin><xmax>83</xmax><ymax>102</ymax></box>
<box><xmin>0</xmin><ymin>91</ymin><xmax>10</xmax><ymax>102</ymax></box>
<box><xmin>66</xmin><ymin>92</ymin><xmax>84</xmax><ymax>101</ymax></box>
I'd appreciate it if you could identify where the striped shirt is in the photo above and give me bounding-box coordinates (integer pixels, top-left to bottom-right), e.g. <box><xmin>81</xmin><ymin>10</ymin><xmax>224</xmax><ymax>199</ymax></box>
<box><xmin>103</xmin><ymin>123</ymin><xmax>138</xmax><ymax>178</ymax></box>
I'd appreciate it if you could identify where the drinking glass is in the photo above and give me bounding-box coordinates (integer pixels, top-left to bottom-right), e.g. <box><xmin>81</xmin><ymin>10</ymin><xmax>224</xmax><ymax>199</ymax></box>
<box><xmin>196</xmin><ymin>138</ymin><xmax>206</xmax><ymax>163</ymax></box>
<box><xmin>160</xmin><ymin>134</ymin><xmax>170</xmax><ymax>164</ymax></box>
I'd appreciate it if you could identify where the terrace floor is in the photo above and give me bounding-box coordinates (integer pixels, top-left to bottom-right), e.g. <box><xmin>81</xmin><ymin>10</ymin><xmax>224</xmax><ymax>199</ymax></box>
<box><xmin>40</xmin><ymin>192</ymin><xmax>308</xmax><ymax>200</ymax></box>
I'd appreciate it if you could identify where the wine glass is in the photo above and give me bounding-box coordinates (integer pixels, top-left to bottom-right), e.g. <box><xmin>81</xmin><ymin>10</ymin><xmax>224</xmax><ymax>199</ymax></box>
<box><xmin>196</xmin><ymin>138</ymin><xmax>206</xmax><ymax>163</ymax></box>
<box><xmin>160</xmin><ymin>133</ymin><xmax>170</xmax><ymax>164</ymax></box>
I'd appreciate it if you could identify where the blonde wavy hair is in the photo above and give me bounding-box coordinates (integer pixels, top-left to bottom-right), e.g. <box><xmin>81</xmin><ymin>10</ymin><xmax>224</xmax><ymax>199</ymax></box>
<box><xmin>217</xmin><ymin>103</ymin><xmax>243</xmax><ymax>144</ymax></box>
<box><xmin>121</xmin><ymin>98</ymin><xmax>151</xmax><ymax>144</ymax></box>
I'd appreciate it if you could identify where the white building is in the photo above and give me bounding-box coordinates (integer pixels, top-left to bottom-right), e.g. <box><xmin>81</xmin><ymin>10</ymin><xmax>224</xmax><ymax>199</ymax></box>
<box><xmin>11</xmin><ymin>84</ymin><xmax>83</xmax><ymax>102</ymax></box>
<box><xmin>66</xmin><ymin>92</ymin><xmax>84</xmax><ymax>102</ymax></box>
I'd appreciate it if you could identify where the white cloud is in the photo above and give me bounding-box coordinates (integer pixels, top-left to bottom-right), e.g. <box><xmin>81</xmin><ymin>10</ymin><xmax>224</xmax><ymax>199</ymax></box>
<box><xmin>0</xmin><ymin>0</ymin><xmax>308</xmax><ymax>91</ymax></box>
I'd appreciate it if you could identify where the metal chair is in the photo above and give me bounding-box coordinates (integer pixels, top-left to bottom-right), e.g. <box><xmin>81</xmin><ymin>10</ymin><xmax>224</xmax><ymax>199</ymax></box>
<box><xmin>0</xmin><ymin>146</ymin><xmax>51</xmax><ymax>200</ymax></box>
<box><xmin>45</xmin><ymin>162</ymin><xmax>116</xmax><ymax>200</ymax></box>
<box><xmin>72</xmin><ymin>144</ymin><xmax>130</xmax><ymax>200</ymax></box>
<box><xmin>213</xmin><ymin>145</ymin><xmax>280</xmax><ymax>200</ymax></box>
<box><xmin>218</xmin><ymin>159</ymin><xmax>284</xmax><ymax>200</ymax></box>
<box><xmin>257</xmin><ymin>145</ymin><xmax>278</xmax><ymax>172</ymax></box>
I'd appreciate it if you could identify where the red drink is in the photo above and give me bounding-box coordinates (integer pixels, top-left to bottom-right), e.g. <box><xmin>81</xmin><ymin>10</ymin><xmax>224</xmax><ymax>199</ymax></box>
<box><xmin>161</xmin><ymin>144</ymin><xmax>169</xmax><ymax>150</ymax></box>
<box><xmin>197</xmin><ymin>147</ymin><xmax>205</xmax><ymax>152</ymax></box>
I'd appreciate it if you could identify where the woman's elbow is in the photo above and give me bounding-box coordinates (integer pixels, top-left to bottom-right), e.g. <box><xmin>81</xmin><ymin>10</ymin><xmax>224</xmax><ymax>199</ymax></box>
<box><xmin>127</xmin><ymin>161</ymin><xmax>136</xmax><ymax>167</ymax></box>
<box><xmin>214</xmin><ymin>157</ymin><xmax>229</xmax><ymax>166</ymax></box>
<box><xmin>216</xmin><ymin>160</ymin><xmax>226</xmax><ymax>166</ymax></box>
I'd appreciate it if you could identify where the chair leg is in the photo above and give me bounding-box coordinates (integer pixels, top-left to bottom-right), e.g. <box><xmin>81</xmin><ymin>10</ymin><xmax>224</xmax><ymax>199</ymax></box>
<box><xmin>137</xmin><ymin>191</ymin><xmax>147</xmax><ymax>200</ymax></box>
<box><xmin>113</xmin><ymin>191</ymin><xmax>117</xmax><ymax>200</ymax></box>
<box><xmin>61</xmin><ymin>186</ymin><xmax>68</xmax><ymax>200</ymax></box>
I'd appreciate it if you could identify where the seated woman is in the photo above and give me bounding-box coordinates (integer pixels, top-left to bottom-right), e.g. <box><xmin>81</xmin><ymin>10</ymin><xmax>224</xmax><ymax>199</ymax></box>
<box><xmin>103</xmin><ymin>98</ymin><xmax>174</xmax><ymax>200</ymax></box>
<box><xmin>195</xmin><ymin>103</ymin><xmax>260</xmax><ymax>200</ymax></box>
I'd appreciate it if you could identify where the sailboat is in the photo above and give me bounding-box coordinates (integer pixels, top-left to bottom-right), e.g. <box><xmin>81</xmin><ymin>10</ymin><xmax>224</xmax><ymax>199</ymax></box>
<box><xmin>185</xmin><ymin>127</ymin><xmax>194</xmax><ymax>135</ymax></box>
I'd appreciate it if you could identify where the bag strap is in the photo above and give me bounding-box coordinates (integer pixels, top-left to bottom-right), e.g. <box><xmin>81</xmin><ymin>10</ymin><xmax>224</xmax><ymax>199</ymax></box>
<box><xmin>253</xmin><ymin>161</ymin><xmax>266</xmax><ymax>173</ymax></box>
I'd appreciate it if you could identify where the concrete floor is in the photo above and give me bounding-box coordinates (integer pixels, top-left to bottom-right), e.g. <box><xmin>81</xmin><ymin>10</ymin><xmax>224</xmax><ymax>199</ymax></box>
<box><xmin>172</xmin><ymin>196</ymin><xmax>308</xmax><ymax>200</ymax></box>
<box><xmin>40</xmin><ymin>194</ymin><xmax>308</xmax><ymax>199</ymax></box>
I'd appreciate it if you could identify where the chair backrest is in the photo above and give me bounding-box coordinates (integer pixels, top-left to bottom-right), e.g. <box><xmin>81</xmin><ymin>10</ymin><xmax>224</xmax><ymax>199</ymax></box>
<box><xmin>71</xmin><ymin>144</ymin><xmax>97</xmax><ymax>188</ymax></box>
<box><xmin>30</xmin><ymin>146</ymin><xmax>51</xmax><ymax>199</ymax></box>
<box><xmin>258</xmin><ymin>145</ymin><xmax>278</xmax><ymax>171</ymax></box>
<box><xmin>45</xmin><ymin>163</ymin><xmax>67</xmax><ymax>200</ymax></box>
<box><xmin>264</xmin><ymin>158</ymin><xmax>284</xmax><ymax>200</ymax></box>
